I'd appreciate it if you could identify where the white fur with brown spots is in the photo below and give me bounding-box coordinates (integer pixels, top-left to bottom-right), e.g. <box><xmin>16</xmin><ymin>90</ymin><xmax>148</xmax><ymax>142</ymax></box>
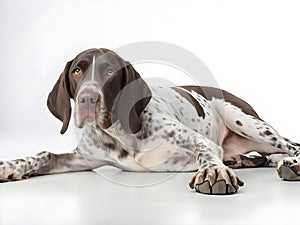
<box><xmin>1</xmin><ymin>48</ymin><xmax>300</xmax><ymax>195</ymax></box>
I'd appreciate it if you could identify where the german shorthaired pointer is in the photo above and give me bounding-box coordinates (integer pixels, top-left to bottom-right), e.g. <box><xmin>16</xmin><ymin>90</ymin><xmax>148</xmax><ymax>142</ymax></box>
<box><xmin>1</xmin><ymin>48</ymin><xmax>300</xmax><ymax>195</ymax></box>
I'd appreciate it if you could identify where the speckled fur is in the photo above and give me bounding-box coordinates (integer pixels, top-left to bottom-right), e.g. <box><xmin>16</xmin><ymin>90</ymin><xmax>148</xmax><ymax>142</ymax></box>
<box><xmin>1</xmin><ymin>48</ymin><xmax>300</xmax><ymax>195</ymax></box>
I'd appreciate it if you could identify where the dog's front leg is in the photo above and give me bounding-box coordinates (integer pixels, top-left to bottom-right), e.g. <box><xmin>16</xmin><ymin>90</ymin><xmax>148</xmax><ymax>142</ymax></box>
<box><xmin>188</xmin><ymin>135</ymin><xmax>244</xmax><ymax>195</ymax></box>
<box><xmin>0</xmin><ymin>150</ymin><xmax>93</xmax><ymax>182</ymax></box>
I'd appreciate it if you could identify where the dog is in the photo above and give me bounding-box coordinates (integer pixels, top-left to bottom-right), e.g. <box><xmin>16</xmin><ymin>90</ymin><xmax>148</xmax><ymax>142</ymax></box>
<box><xmin>1</xmin><ymin>48</ymin><xmax>299</xmax><ymax>195</ymax></box>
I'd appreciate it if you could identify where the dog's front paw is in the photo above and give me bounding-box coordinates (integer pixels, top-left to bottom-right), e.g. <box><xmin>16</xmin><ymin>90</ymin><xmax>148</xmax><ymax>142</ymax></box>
<box><xmin>189</xmin><ymin>166</ymin><xmax>244</xmax><ymax>195</ymax></box>
<box><xmin>277</xmin><ymin>157</ymin><xmax>300</xmax><ymax>181</ymax></box>
<box><xmin>0</xmin><ymin>160</ymin><xmax>25</xmax><ymax>182</ymax></box>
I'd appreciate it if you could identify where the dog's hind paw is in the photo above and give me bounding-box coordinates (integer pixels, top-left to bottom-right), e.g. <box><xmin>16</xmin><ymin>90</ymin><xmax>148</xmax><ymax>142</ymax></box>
<box><xmin>277</xmin><ymin>157</ymin><xmax>300</xmax><ymax>181</ymax></box>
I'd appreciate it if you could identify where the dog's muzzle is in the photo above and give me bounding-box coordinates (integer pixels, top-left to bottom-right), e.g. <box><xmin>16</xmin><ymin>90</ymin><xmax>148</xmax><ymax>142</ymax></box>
<box><xmin>75</xmin><ymin>84</ymin><xmax>101</xmax><ymax>128</ymax></box>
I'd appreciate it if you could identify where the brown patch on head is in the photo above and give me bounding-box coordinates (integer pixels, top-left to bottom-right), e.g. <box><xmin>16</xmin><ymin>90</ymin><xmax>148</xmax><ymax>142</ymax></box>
<box><xmin>74</xmin><ymin>49</ymin><xmax>152</xmax><ymax>134</ymax></box>
<box><xmin>47</xmin><ymin>48</ymin><xmax>106</xmax><ymax>134</ymax></box>
<box><xmin>48</xmin><ymin>48</ymin><xmax>152</xmax><ymax>134</ymax></box>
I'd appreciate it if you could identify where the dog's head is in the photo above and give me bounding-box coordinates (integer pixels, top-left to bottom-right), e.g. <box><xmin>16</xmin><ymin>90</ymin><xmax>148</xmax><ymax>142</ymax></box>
<box><xmin>47</xmin><ymin>48</ymin><xmax>152</xmax><ymax>134</ymax></box>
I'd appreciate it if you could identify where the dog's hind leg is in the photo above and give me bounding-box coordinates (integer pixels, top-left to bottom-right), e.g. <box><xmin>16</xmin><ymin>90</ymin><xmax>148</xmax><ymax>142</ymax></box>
<box><xmin>212</xmin><ymin>98</ymin><xmax>300</xmax><ymax>181</ymax></box>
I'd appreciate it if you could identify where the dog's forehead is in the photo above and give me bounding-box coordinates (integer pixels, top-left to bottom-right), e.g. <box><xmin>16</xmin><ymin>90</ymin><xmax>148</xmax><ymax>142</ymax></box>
<box><xmin>72</xmin><ymin>48</ymin><xmax>123</xmax><ymax>67</ymax></box>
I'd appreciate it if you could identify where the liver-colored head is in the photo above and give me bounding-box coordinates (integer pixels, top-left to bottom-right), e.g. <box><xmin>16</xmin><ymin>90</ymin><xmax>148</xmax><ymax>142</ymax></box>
<box><xmin>47</xmin><ymin>48</ymin><xmax>152</xmax><ymax>134</ymax></box>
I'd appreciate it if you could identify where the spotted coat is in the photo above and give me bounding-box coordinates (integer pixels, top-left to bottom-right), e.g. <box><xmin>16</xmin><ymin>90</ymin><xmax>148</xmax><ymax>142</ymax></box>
<box><xmin>1</xmin><ymin>48</ymin><xmax>300</xmax><ymax>195</ymax></box>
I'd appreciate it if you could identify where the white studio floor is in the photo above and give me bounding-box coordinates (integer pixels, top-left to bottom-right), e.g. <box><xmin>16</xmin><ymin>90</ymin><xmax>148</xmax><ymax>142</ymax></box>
<box><xmin>0</xmin><ymin>167</ymin><xmax>299</xmax><ymax>225</ymax></box>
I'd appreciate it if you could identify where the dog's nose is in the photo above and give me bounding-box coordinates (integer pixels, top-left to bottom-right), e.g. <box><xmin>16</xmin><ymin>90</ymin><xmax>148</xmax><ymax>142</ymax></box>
<box><xmin>78</xmin><ymin>91</ymin><xmax>100</xmax><ymax>106</ymax></box>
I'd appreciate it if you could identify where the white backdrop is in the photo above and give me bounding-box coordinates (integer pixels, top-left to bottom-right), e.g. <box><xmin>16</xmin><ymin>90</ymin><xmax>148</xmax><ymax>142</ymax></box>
<box><xmin>1</xmin><ymin>0</ymin><xmax>300</xmax><ymax>160</ymax></box>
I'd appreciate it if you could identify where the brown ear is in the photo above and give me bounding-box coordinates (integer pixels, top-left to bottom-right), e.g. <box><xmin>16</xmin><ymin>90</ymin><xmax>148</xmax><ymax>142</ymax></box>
<box><xmin>113</xmin><ymin>61</ymin><xmax>152</xmax><ymax>134</ymax></box>
<box><xmin>47</xmin><ymin>60</ymin><xmax>73</xmax><ymax>134</ymax></box>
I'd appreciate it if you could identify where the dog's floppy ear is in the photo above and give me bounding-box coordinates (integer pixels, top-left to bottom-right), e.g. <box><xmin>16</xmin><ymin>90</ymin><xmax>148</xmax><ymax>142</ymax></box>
<box><xmin>47</xmin><ymin>60</ymin><xmax>73</xmax><ymax>134</ymax></box>
<box><xmin>113</xmin><ymin>61</ymin><xmax>152</xmax><ymax>134</ymax></box>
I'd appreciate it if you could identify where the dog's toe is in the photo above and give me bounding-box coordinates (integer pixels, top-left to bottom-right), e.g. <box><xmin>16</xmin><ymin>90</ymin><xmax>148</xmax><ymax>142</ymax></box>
<box><xmin>190</xmin><ymin>167</ymin><xmax>242</xmax><ymax>195</ymax></box>
<box><xmin>195</xmin><ymin>181</ymin><xmax>211</xmax><ymax>194</ymax></box>
<box><xmin>212</xmin><ymin>180</ymin><xmax>227</xmax><ymax>194</ymax></box>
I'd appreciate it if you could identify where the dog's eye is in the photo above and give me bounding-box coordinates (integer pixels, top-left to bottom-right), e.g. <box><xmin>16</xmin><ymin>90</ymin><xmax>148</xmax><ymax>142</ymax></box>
<box><xmin>106</xmin><ymin>69</ymin><xmax>114</xmax><ymax>76</ymax></box>
<box><xmin>73</xmin><ymin>68</ymin><xmax>82</xmax><ymax>77</ymax></box>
